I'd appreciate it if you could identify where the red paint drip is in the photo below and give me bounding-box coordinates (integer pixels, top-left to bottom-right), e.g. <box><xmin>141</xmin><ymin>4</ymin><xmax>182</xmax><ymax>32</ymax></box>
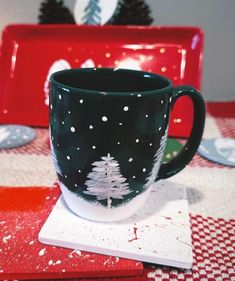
<box><xmin>163</xmin><ymin>216</ymin><xmax>172</xmax><ymax>220</ymax></box>
<box><xmin>176</xmin><ymin>237</ymin><xmax>192</xmax><ymax>247</ymax></box>
<box><xmin>128</xmin><ymin>227</ymin><xmax>138</xmax><ymax>242</ymax></box>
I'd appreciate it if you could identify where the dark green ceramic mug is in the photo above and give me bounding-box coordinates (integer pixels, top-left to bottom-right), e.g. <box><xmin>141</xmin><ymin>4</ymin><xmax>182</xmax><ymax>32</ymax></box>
<box><xmin>50</xmin><ymin>68</ymin><xmax>205</xmax><ymax>222</ymax></box>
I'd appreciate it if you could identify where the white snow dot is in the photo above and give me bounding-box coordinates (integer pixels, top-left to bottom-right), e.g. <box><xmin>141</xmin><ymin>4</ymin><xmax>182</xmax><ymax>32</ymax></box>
<box><xmin>3</xmin><ymin>235</ymin><xmax>11</xmax><ymax>243</ymax></box>
<box><xmin>70</xmin><ymin>127</ymin><xmax>75</xmax><ymax>132</ymax></box>
<box><xmin>136</xmin><ymin>139</ymin><xmax>139</xmax><ymax>143</ymax></box>
<box><xmin>117</xmin><ymin>141</ymin><xmax>120</xmax><ymax>144</ymax></box>
<box><xmin>29</xmin><ymin>240</ymin><xmax>34</xmax><ymax>245</ymax></box>
<box><xmin>161</xmin><ymin>100</ymin><xmax>163</xmax><ymax>104</ymax></box>
<box><xmin>133</xmin><ymin>176</ymin><xmax>136</xmax><ymax>179</ymax></box>
<box><xmin>119</xmin><ymin>122</ymin><xmax>123</xmax><ymax>126</ymax></box>
<box><xmin>76</xmin><ymin>147</ymin><xmax>80</xmax><ymax>150</ymax></box>
<box><xmin>64</xmin><ymin>174</ymin><xmax>68</xmax><ymax>178</ymax></box>
<box><xmin>67</xmin><ymin>155</ymin><xmax>70</xmax><ymax>160</ymax></box>
<box><xmin>59</xmin><ymin>95</ymin><xmax>62</xmax><ymax>100</ymax></box>
<box><xmin>78</xmin><ymin>170</ymin><xmax>81</xmax><ymax>173</ymax></box>
<box><xmin>55</xmin><ymin>260</ymin><xmax>62</xmax><ymax>265</ymax></box>
<box><xmin>68</xmin><ymin>110</ymin><xmax>71</xmax><ymax>114</ymax></box>
<box><xmin>62</xmin><ymin>121</ymin><xmax>65</xmax><ymax>125</ymax></box>
<box><xmin>143</xmin><ymin>168</ymin><xmax>146</xmax><ymax>172</ymax></box>
<box><xmin>80</xmin><ymin>99</ymin><xmax>83</xmax><ymax>104</ymax></box>
<box><xmin>129</xmin><ymin>158</ymin><xmax>133</xmax><ymax>162</ymax></box>
<box><xmin>62</xmin><ymin>269</ymin><xmax>66</xmax><ymax>272</ymax></box>
<box><xmin>169</xmin><ymin>96</ymin><xmax>172</xmax><ymax>103</ymax></box>
<box><xmin>48</xmin><ymin>260</ymin><xmax>53</xmax><ymax>265</ymax></box>
<box><xmin>158</xmin><ymin>127</ymin><xmax>162</xmax><ymax>131</ymax></box>
<box><xmin>102</xmin><ymin>116</ymin><xmax>108</xmax><ymax>122</ymax></box>
<box><xmin>145</xmin><ymin>114</ymin><xmax>149</xmax><ymax>118</ymax></box>
<box><xmin>75</xmin><ymin>184</ymin><xmax>78</xmax><ymax>187</ymax></box>
<box><xmin>92</xmin><ymin>145</ymin><xmax>96</xmax><ymax>149</ymax></box>
<box><xmin>150</xmin><ymin>143</ymin><xmax>152</xmax><ymax>146</ymax></box>
<box><xmin>124</xmin><ymin>106</ymin><xmax>129</xmax><ymax>111</ymax></box>
<box><xmin>137</xmin><ymin>94</ymin><xmax>142</xmax><ymax>97</ymax></box>
<box><xmin>89</xmin><ymin>125</ymin><xmax>93</xmax><ymax>129</ymax></box>
<box><xmin>39</xmin><ymin>248</ymin><xmax>46</xmax><ymax>256</ymax></box>
<box><xmin>164</xmin><ymin>114</ymin><xmax>167</xmax><ymax>119</ymax></box>
<box><xmin>50</xmin><ymin>105</ymin><xmax>53</xmax><ymax>109</ymax></box>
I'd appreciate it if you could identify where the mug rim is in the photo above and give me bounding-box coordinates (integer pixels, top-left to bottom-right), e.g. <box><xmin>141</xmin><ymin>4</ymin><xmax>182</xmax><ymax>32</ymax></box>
<box><xmin>50</xmin><ymin>68</ymin><xmax>173</xmax><ymax>97</ymax></box>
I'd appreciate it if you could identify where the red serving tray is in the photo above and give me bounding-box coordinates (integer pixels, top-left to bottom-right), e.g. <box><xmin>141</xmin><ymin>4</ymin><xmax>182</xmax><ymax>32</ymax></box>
<box><xmin>0</xmin><ymin>24</ymin><xmax>203</xmax><ymax>137</ymax></box>
<box><xmin>0</xmin><ymin>186</ymin><xmax>143</xmax><ymax>280</ymax></box>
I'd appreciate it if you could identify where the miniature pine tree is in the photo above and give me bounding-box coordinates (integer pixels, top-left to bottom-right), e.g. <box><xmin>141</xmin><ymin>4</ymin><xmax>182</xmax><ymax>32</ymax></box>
<box><xmin>84</xmin><ymin>154</ymin><xmax>132</xmax><ymax>209</ymax></box>
<box><xmin>82</xmin><ymin>0</ymin><xmax>101</xmax><ymax>25</ymax></box>
<box><xmin>110</xmin><ymin>0</ymin><xmax>153</xmax><ymax>25</ymax></box>
<box><xmin>38</xmin><ymin>0</ymin><xmax>75</xmax><ymax>24</ymax></box>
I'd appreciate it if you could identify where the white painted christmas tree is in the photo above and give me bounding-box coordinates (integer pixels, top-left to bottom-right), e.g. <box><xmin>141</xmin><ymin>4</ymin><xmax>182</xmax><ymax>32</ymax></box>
<box><xmin>51</xmin><ymin>144</ymin><xmax>63</xmax><ymax>176</ymax></box>
<box><xmin>144</xmin><ymin>127</ymin><xmax>168</xmax><ymax>189</ymax></box>
<box><xmin>84</xmin><ymin>154</ymin><xmax>132</xmax><ymax>209</ymax></box>
<box><xmin>49</xmin><ymin>129</ymin><xmax>63</xmax><ymax>176</ymax></box>
<box><xmin>82</xmin><ymin>0</ymin><xmax>101</xmax><ymax>25</ymax></box>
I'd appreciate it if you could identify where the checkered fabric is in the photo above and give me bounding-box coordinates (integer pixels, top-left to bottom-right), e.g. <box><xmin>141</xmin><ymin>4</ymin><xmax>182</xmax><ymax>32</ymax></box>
<box><xmin>0</xmin><ymin>102</ymin><xmax>235</xmax><ymax>280</ymax></box>
<box><xmin>147</xmin><ymin>215</ymin><xmax>235</xmax><ymax>281</ymax></box>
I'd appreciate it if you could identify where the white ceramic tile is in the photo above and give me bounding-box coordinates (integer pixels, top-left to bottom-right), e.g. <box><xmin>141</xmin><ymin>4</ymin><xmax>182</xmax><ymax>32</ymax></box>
<box><xmin>39</xmin><ymin>181</ymin><xmax>192</xmax><ymax>269</ymax></box>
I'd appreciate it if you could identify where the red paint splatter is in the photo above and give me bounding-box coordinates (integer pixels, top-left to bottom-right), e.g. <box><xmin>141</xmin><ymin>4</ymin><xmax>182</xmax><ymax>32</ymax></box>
<box><xmin>176</xmin><ymin>237</ymin><xmax>192</xmax><ymax>247</ymax></box>
<box><xmin>163</xmin><ymin>216</ymin><xmax>172</xmax><ymax>220</ymax></box>
<box><xmin>128</xmin><ymin>227</ymin><xmax>138</xmax><ymax>242</ymax></box>
<box><xmin>154</xmin><ymin>223</ymin><xmax>167</xmax><ymax>229</ymax></box>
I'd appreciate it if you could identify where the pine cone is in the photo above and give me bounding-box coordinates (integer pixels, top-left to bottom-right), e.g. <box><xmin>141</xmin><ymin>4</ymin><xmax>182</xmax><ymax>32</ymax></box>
<box><xmin>110</xmin><ymin>0</ymin><xmax>153</xmax><ymax>25</ymax></box>
<box><xmin>39</xmin><ymin>0</ymin><xmax>75</xmax><ymax>24</ymax></box>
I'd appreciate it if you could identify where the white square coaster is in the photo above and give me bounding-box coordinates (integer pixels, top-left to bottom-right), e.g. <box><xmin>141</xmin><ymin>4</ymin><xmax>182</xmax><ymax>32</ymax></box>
<box><xmin>39</xmin><ymin>181</ymin><xmax>192</xmax><ymax>269</ymax></box>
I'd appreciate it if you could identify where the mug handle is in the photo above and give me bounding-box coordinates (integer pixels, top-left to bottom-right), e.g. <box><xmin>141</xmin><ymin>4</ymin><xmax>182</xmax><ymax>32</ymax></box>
<box><xmin>157</xmin><ymin>86</ymin><xmax>205</xmax><ymax>180</ymax></box>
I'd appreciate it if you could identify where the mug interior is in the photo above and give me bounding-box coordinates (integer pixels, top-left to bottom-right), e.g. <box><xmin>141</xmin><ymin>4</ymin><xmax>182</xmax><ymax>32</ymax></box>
<box><xmin>51</xmin><ymin>68</ymin><xmax>171</xmax><ymax>93</ymax></box>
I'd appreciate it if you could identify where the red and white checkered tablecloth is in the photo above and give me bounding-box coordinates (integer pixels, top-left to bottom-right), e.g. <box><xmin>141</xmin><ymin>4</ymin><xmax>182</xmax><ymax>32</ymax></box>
<box><xmin>0</xmin><ymin>102</ymin><xmax>235</xmax><ymax>281</ymax></box>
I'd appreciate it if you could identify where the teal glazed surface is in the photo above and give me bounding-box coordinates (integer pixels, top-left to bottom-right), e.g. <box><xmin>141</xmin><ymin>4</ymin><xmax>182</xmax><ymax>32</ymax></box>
<box><xmin>50</xmin><ymin>68</ymin><xmax>205</xmax><ymax>208</ymax></box>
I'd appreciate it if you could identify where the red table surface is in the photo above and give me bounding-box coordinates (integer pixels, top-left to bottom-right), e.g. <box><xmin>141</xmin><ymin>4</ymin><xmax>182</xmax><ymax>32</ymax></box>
<box><xmin>0</xmin><ymin>187</ymin><xmax>143</xmax><ymax>280</ymax></box>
